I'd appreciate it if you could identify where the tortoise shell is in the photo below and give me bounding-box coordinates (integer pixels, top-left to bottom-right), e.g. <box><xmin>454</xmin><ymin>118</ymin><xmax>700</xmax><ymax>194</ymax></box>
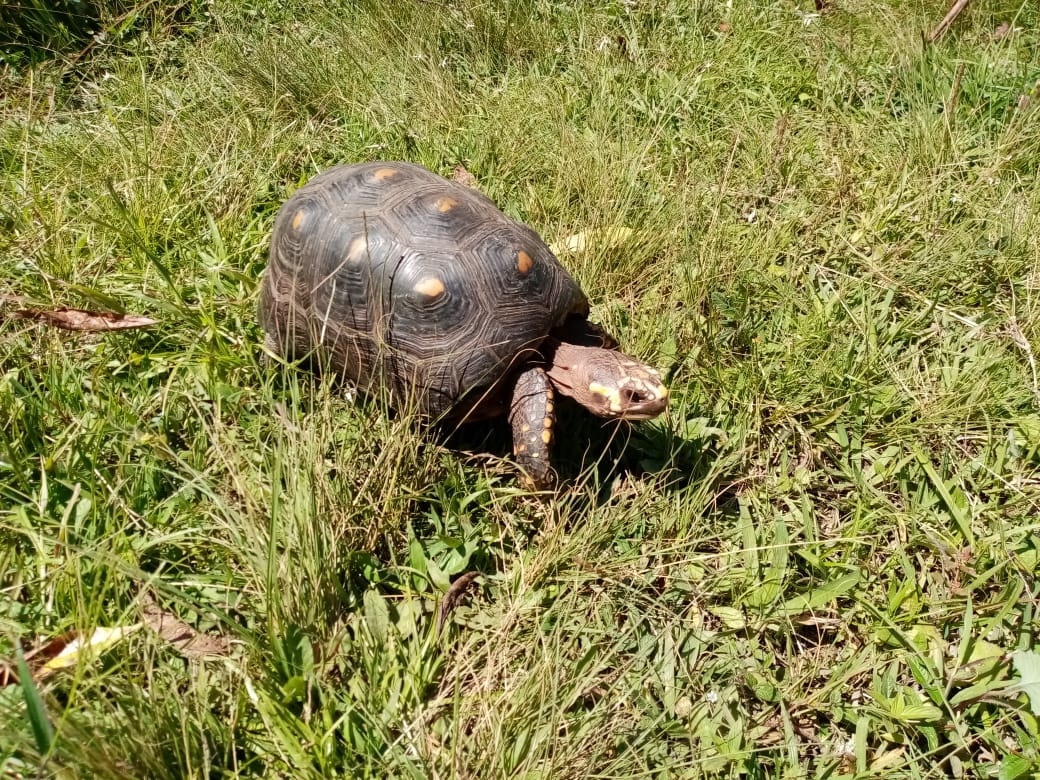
<box><xmin>258</xmin><ymin>161</ymin><xmax>589</xmax><ymax>418</ymax></box>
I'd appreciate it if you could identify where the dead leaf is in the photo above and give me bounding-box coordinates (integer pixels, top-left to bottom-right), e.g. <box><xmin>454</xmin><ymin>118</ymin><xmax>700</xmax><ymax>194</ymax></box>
<box><xmin>437</xmin><ymin>571</ymin><xmax>481</xmax><ymax>633</ymax></box>
<box><xmin>0</xmin><ymin>293</ymin><xmax>29</xmax><ymax>307</ymax></box>
<box><xmin>141</xmin><ymin>594</ymin><xmax>231</xmax><ymax>658</ymax></box>
<box><xmin>10</xmin><ymin>307</ymin><xmax>157</xmax><ymax>332</ymax></box>
<box><xmin>2</xmin><ymin>632</ymin><xmax>74</xmax><ymax>685</ymax></box>
<box><xmin>549</xmin><ymin>226</ymin><xmax>634</xmax><ymax>255</ymax></box>
<box><xmin>0</xmin><ymin>661</ymin><xmax>17</xmax><ymax>686</ymax></box>
<box><xmin>39</xmin><ymin>625</ymin><xmax>144</xmax><ymax>677</ymax></box>
<box><xmin>791</xmin><ymin>612</ymin><xmax>842</xmax><ymax>629</ymax></box>
<box><xmin>22</xmin><ymin>632</ymin><xmax>76</xmax><ymax>666</ymax></box>
<box><xmin>452</xmin><ymin>165</ymin><xmax>478</xmax><ymax>189</ymax></box>
<box><xmin>0</xmin><ymin>626</ymin><xmax>145</xmax><ymax>685</ymax></box>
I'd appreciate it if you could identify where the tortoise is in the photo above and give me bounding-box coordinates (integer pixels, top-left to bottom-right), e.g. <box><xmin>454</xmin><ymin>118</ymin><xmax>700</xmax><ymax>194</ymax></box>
<box><xmin>258</xmin><ymin>161</ymin><xmax>668</xmax><ymax>488</ymax></box>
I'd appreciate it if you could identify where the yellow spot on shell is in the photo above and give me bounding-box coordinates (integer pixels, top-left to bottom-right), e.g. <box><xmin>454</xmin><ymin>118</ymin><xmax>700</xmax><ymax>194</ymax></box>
<box><xmin>521</xmin><ymin>423</ymin><xmax>530</xmax><ymax>433</ymax></box>
<box><xmin>435</xmin><ymin>197</ymin><xmax>457</xmax><ymax>212</ymax></box>
<box><xmin>541</xmin><ymin>429</ymin><xmax>552</xmax><ymax>444</ymax></box>
<box><xmin>545</xmin><ymin>402</ymin><xmax>554</xmax><ymax>414</ymax></box>
<box><xmin>413</xmin><ymin>277</ymin><xmax>445</xmax><ymax>298</ymax></box>
<box><xmin>516</xmin><ymin>250</ymin><xmax>534</xmax><ymax>274</ymax></box>
<box><xmin>291</xmin><ymin>210</ymin><xmax>305</xmax><ymax>230</ymax></box>
<box><xmin>374</xmin><ymin>167</ymin><xmax>398</xmax><ymax>181</ymax></box>
<box><xmin>517</xmin><ymin>444</ymin><xmax>527</xmax><ymax>454</ymax></box>
<box><xmin>543</xmin><ymin>417</ymin><xmax>552</xmax><ymax>428</ymax></box>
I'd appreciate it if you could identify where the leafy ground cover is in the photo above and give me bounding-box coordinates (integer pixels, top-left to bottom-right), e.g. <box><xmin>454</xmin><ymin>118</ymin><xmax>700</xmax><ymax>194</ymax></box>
<box><xmin>2</xmin><ymin>0</ymin><xmax>1040</xmax><ymax>776</ymax></box>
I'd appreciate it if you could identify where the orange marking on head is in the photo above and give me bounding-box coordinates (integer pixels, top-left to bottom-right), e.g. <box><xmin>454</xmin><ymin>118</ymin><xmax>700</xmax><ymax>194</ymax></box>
<box><xmin>374</xmin><ymin>167</ymin><xmax>398</xmax><ymax>181</ymax></box>
<box><xmin>516</xmin><ymin>250</ymin><xmax>534</xmax><ymax>274</ymax></box>
<box><xmin>291</xmin><ymin>210</ymin><xmax>305</xmax><ymax>230</ymax></box>
<box><xmin>413</xmin><ymin>277</ymin><xmax>446</xmax><ymax>298</ymax></box>
<box><xmin>435</xmin><ymin>197</ymin><xmax>457</xmax><ymax>213</ymax></box>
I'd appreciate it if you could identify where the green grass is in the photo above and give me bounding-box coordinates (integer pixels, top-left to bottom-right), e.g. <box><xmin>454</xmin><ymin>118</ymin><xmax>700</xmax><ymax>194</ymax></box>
<box><xmin>2</xmin><ymin>0</ymin><xmax>1040</xmax><ymax>776</ymax></box>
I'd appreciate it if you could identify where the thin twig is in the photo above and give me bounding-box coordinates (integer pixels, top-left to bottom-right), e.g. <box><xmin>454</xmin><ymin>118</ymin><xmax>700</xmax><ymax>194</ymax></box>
<box><xmin>928</xmin><ymin>0</ymin><xmax>969</xmax><ymax>43</ymax></box>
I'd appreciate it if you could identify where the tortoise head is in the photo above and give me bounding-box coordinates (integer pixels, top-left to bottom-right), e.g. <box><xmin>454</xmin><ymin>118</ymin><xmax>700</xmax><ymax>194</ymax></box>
<box><xmin>544</xmin><ymin>341</ymin><xmax>669</xmax><ymax>420</ymax></box>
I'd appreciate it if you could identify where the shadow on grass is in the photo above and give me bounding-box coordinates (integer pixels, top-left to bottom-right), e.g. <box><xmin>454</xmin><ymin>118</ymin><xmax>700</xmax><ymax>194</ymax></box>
<box><xmin>441</xmin><ymin>395</ymin><xmax>726</xmax><ymax>502</ymax></box>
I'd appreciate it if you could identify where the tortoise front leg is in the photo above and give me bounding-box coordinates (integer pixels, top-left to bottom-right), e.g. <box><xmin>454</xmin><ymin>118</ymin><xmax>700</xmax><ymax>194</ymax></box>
<box><xmin>508</xmin><ymin>366</ymin><xmax>556</xmax><ymax>489</ymax></box>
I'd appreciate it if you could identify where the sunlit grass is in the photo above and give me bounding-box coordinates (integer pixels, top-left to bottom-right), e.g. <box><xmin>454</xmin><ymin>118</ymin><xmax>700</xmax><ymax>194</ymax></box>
<box><xmin>2</xmin><ymin>0</ymin><xmax>1040</xmax><ymax>776</ymax></box>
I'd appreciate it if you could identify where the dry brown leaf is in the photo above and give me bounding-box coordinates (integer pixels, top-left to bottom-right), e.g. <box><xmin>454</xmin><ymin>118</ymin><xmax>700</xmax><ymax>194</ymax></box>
<box><xmin>2</xmin><ymin>631</ymin><xmax>76</xmax><ymax>685</ymax></box>
<box><xmin>0</xmin><ymin>293</ymin><xmax>28</xmax><ymax>306</ymax></box>
<box><xmin>0</xmin><ymin>661</ymin><xmax>18</xmax><ymax>686</ymax></box>
<box><xmin>452</xmin><ymin>164</ymin><xmax>479</xmax><ymax>189</ymax></box>
<box><xmin>549</xmin><ymin>226</ymin><xmax>634</xmax><ymax>255</ymax></box>
<box><xmin>10</xmin><ymin>307</ymin><xmax>157</xmax><ymax>332</ymax></box>
<box><xmin>141</xmin><ymin>595</ymin><xmax>231</xmax><ymax>658</ymax></box>
<box><xmin>39</xmin><ymin>626</ymin><xmax>144</xmax><ymax>677</ymax></box>
<box><xmin>22</xmin><ymin>632</ymin><xmax>76</xmax><ymax>665</ymax></box>
<box><xmin>437</xmin><ymin>571</ymin><xmax>481</xmax><ymax>633</ymax></box>
<box><xmin>791</xmin><ymin>612</ymin><xmax>842</xmax><ymax>629</ymax></box>
<box><xmin>0</xmin><ymin>626</ymin><xmax>145</xmax><ymax>684</ymax></box>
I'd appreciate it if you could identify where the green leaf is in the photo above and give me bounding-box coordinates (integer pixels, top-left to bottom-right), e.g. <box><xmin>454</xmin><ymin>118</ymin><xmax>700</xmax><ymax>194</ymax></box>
<box><xmin>426</xmin><ymin>556</ymin><xmax>450</xmax><ymax>591</ymax></box>
<box><xmin>363</xmin><ymin>589</ymin><xmax>390</xmax><ymax>645</ymax></box>
<box><xmin>779</xmin><ymin>571</ymin><xmax>861</xmax><ymax>615</ymax></box>
<box><xmin>1011</xmin><ymin>650</ymin><xmax>1040</xmax><ymax>716</ymax></box>
<box><xmin>998</xmin><ymin>753</ymin><xmax>1036</xmax><ymax>780</ymax></box>
<box><xmin>409</xmin><ymin>538</ymin><xmax>427</xmax><ymax>577</ymax></box>
<box><xmin>708</xmin><ymin>606</ymin><xmax>747</xmax><ymax>630</ymax></box>
<box><xmin>952</xmin><ymin>638</ymin><xmax>1005</xmax><ymax>683</ymax></box>
<box><xmin>913</xmin><ymin>448</ymin><xmax>972</xmax><ymax>543</ymax></box>
<box><xmin>894</xmin><ymin>703</ymin><xmax>943</xmax><ymax>722</ymax></box>
<box><xmin>16</xmin><ymin>640</ymin><xmax>54</xmax><ymax>754</ymax></box>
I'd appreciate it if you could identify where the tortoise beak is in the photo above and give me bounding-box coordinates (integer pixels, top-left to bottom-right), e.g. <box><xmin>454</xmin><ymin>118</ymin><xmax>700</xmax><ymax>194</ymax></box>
<box><xmin>612</xmin><ymin>380</ymin><xmax>669</xmax><ymax>420</ymax></box>
<box><xmin>587</xmin><ymin>375</ymin><xmax>669</xmax><ymax>420</ymax></box>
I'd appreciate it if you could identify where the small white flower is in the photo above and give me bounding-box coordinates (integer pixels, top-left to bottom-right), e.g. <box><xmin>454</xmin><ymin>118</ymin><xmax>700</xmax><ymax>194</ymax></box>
<box><xmin>705</xmin><ymin>689</ymin><xmax>719</xmax><ymax>704</ymax></box>
<box><xmin>744</xmin><ymin>208</ymin><xmax>757</xmax><ymax>223</ymax></box>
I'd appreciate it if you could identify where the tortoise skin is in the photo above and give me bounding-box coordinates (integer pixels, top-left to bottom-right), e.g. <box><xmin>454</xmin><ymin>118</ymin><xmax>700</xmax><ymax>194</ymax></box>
<box><xmin>259</xmin><ymin>161</ymin><xmax>588</xmax><ymax>419</ymax></box>
<box><xmin>508</xmin><ymin>366</ymin><xmax>556</xmax><ymax>488</ymax></box>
